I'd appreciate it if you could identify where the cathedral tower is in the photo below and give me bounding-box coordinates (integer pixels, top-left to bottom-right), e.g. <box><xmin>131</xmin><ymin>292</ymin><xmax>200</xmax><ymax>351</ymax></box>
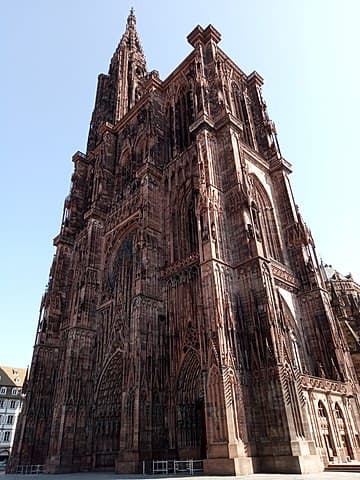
<box><xmin>9</xmin><ymin>12</ymin><xmax>360</xmax><ymax>475</ymax></box>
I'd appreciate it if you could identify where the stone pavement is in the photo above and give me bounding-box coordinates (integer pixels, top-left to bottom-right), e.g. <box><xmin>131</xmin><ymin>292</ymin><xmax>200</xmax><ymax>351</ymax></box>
<box><xmin>2</xmin><ymin>473</ymin><xmax>360</xmax><ymax>480</ymax></box>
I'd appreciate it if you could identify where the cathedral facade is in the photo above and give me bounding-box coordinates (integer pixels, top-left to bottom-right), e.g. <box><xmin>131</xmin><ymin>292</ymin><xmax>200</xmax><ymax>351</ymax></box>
<box><xmin>9</xmin><ymin>11</ymin><xmax>360</xmax><ymax>475</ymax></box>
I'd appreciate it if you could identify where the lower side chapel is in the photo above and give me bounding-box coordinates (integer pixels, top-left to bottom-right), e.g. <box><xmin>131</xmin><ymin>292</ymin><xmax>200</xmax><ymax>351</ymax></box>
<box><xmin>9</xmin><ymin>11</ymin><xmax>360</xmax><ymax>475</ymax></box>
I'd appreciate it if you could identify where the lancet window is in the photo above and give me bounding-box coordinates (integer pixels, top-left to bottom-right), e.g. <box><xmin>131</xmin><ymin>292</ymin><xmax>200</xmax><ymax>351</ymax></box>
<box><xmin>231</xmin><ymin>82</ymin><xmax>253</xmax><ymax>146</ymax></box>
<box><xmin>250</xmin><ymin>176</ymin><xmax>282</xmax><ymax>262</ymax></box>
<box><xmin>167</xmin><ymin>87</ymin><xmax>195</xmax><ymax>159</ymax></box>
<box><xmin>171</xmin><ymin>189</ymin><xmax>198</xmax><ymax>262</ymax></box>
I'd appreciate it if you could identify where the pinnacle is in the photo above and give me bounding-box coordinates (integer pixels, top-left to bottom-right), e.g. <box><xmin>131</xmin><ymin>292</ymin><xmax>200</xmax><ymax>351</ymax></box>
<box><xmin>127</xmin><ymin>6</ymin><xmax>136</xmax><ymax>27</ymax></box>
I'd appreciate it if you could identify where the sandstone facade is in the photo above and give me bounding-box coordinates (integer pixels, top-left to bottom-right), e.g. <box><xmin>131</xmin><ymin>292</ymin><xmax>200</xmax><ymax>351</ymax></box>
<box><xmin>8</xmin><ymin>11</ymin><xmax>360</xmax><ymax>475</ymax></box>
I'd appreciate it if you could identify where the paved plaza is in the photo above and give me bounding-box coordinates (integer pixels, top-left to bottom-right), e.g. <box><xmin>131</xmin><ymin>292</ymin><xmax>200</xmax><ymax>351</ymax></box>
<box><xmin>2</xmin><ymin>472</ymin><xmax>360</xmax><ymax>480</ymax></box>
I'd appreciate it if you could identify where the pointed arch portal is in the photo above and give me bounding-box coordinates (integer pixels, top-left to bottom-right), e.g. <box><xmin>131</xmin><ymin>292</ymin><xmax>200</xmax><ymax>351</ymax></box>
<box><xmin>175</xmin><ymin>349</ymin><xmax>206</xmax><ymax>459</ymax></box>
<box><xmin>93</xmin><ymin>351</ymin><xmax>123</xmax><ymax>469</ymax></box>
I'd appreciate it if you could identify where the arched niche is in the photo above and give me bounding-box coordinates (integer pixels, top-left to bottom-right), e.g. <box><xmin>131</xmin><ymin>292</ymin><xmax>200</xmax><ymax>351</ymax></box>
<box><xmin>334</xmin><ymin>402</ymin><xmax>354</xmax><ymax>460</ymax></box>
<box><xmin>317</xmin><ymin>400</ymin><xmax>336</xmax><ymax>462</ymax></box>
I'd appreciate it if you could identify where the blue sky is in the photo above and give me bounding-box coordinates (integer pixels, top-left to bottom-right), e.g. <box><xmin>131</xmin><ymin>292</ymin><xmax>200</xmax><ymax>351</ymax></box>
<box><xmin>1</xmin><ymin>0</ymin><xmax>359</xmax><ymax>367</ymax></box>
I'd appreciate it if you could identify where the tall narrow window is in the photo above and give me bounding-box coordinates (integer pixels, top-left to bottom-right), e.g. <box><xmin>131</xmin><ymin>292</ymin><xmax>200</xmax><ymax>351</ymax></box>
<box><xmin>251</xmin><ymin>176</ymin><xmax>282</xmax><ymax>262</ymax></box>
<box><xmin>231</xmin><ymin>82</ymin><xmax>253</xmax><ymax>146</ymax></box>
<box><xmin>188</xmin><ymin>196</ymin><xmax>198</xmax><ymax>254</ymax></box>
<box><xmin>172</xmin><ymin>89</ymin><xmax>195</xmax><ymax>155</ymax></box>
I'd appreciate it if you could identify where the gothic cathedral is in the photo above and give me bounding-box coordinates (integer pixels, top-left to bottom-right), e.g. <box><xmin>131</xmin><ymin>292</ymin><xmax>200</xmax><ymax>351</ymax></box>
<box><xmin>9</xmin><ymin>11</ymin><xmax>360</xmax><ymax>475</ymax></box>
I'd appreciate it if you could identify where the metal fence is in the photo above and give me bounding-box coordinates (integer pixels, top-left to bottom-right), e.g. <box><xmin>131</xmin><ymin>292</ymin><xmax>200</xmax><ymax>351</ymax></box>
<box><xmin>15</xmin><ymin>465</ymin><xmax>44</xmax><ymax>475</ymax></box>
<box><xmin>14</xmin><ymin>460</ymin><xmax>203</xmax><ymax>476</ymax></box>
<box><xmin>143</xmin><ymin>459</ymin><xmax>203</xmax><ymax>475</ymax></box>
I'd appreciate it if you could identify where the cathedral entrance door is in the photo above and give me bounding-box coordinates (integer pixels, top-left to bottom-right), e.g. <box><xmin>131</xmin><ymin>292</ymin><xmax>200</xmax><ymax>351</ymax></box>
<box><xmin>175</xmin><ymin>350</ymin><xmax>206</xmax><ymax>460</ymax></box>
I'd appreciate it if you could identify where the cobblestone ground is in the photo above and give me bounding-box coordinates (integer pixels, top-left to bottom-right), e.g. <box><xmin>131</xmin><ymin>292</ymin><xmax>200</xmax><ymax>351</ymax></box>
<box><xmin>2</xmin><ymin>473</ymin><xmax>360</xmax><ymax>480</ymax></box>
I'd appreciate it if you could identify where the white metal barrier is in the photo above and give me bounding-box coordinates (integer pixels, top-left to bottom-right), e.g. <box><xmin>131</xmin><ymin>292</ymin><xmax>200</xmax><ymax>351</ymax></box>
<box><xmin>15</xmin><ymin>465</ymin><xmax>44</xmax><ymax>474</ymax></box>
<box><xmin>144</xmin><ymin>459</ymin><xmax>203</xmax><ymax>475</ymax></box>
<box><xmin>152</xmin><ymin>460</ymin><xmax>169</xmax><ymax>475</ymax></box>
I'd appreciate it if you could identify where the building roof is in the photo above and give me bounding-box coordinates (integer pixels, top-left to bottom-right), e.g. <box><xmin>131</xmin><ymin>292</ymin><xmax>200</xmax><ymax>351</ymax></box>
<box><xmin>321</xmin><ymin>263</ymin><xmax>358</xmax><ymax>283</ymax></box>
<box><xmin>0</xmin><ymin>366</ymin><xmax>27</xmax><ymax>388</ymax></box>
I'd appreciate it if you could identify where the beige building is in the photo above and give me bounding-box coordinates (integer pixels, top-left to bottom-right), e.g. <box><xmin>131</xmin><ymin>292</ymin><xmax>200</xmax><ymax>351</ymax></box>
<box><xmin>0</xmin><ymin>366</ymin><xmax>26</xmax><ymax>468</ymax></box>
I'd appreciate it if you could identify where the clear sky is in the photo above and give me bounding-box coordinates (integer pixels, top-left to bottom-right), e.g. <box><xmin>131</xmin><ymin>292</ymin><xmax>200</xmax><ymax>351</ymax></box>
<box><xmin>1</xmin><ymin>0</ymin><xmax>359</xmax><ymax>368</ymax></box>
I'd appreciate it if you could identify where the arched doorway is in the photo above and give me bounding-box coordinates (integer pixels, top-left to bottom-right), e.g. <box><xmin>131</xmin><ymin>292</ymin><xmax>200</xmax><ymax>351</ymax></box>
<box><xmin>175</xmin><ymin>349</ymin><xmax>206</xmax><ymax>459</ymax></box>
<box><xmin>317</xmin><ymin>401</ymin><xmax>336</xmax><ymax>462</ymax></box>
<box><xmin>93</xmin><ymin>352</ymin><xmax>123</xmax><ymax>469</ymax></box>
<box><xmin>334</xmin><ymin>402</ymin><xmax>354</xmax><ymax>460</ymax></box>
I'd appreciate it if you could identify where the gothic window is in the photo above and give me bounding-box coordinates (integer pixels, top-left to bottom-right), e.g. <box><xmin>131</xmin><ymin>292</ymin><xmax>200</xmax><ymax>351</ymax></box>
<box><xmin>112</xmin><ymin>234</ymin><xmax>134</xmax><ymax>309</ymax></box>
<box><xmin>279</xmin><ymin>293</ymin><xmax>306</xmax><ymax>372</ymax></box>
<box><xmin>335</xmin><ymin>403</ymin><xmax>343</xmax><ymax>419</ymax></box>
<box><xmin>134</xmin><ymin>136</ymin><xmax>147</xmax><ymax>167</ymax></box>
<box><xmin>166</xmin><ymin>104</ymin><xmax>175</xmax><ymax>159</ymax></box>
<box><xmin>231</xmin><ymin>82</ymin><xmax>253</xmax><ymax>146</ymax></box>
<box><xmin>171</xmin><ymin>189</ymin><xmax>199</xmax><ymax>262</ymax></box>
<box><xmin>318</xmin><ymin>401</ymin><xmax>326</xmax><ymax>418</ymax></box>
<box><xmin>167</xmin><ymin>88</ymin><xmax>195</xmax><ymax>158</ymax></box>
<box><xmin>250</xmin><ymin>176</ymin><xmax>282</xmax><ymax>262</ymax></box>
<box><xmin>187</xmin><ymin>195</ymin><xmax>198</xmax><ymax>254</ymax></box>
<box><xmin>114</xmin><ymin>148</ymin><xmax>131</xmax><ymax>201</ymax></box>
<box><xmin>231</xmin><ymin>82</ymin><xmax>242</xmax><ymax>120</ymax></box>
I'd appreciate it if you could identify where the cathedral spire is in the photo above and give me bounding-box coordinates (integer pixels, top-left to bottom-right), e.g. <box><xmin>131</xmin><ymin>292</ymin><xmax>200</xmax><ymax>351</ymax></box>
<box><xmin>118</xmin><ymin>7</ymin><xmax>145</xmax><ymax>59</ymax></box>
<box><xmin>111</xmin><ymin>7</ymin><xmax>147</xmax><ymax>121</ymax></box>
<box><xmin>87</xmin><ymin>10</ymin><xmax>148</xmax><ymax>151</ymax></box>
<box><xmin>127</xmin><ymin>7</ymin><xmax>136</xmax><ymax>27</ymax></box>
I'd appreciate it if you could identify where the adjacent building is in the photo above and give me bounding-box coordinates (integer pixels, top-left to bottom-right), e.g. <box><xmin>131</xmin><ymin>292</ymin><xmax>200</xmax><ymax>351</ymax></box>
<box><xmin>322</xmin><ymin>264</ymin><xmax>360</xmax><ymax>380</ymax></box>
<box><xmin>0</xmin><ymin>366</ymin><xmax>26</xmax><ymax>468</ymax></box>
<box><xmin>8</xmin><ymin>11</ymin><xmax>360</xmax><ymax>475</ymax></box>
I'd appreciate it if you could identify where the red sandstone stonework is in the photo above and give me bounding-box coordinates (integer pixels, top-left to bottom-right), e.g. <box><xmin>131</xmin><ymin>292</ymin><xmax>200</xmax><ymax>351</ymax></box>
<box><xmin>8</xmin><ymin>11</ymin><xmax>360</xmax><ymax>475</ymax></box>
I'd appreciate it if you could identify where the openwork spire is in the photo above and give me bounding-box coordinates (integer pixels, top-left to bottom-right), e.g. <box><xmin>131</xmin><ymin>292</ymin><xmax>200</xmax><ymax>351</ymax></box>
<box><xmin>87</xmin><ymin>10</ymin><xmax>148</xmax><ymax>150</ymax></box>
<box><xmin>108</xmin><ymin>8</ymin><xmax>147</xmax><ymax>121</ymax></box>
